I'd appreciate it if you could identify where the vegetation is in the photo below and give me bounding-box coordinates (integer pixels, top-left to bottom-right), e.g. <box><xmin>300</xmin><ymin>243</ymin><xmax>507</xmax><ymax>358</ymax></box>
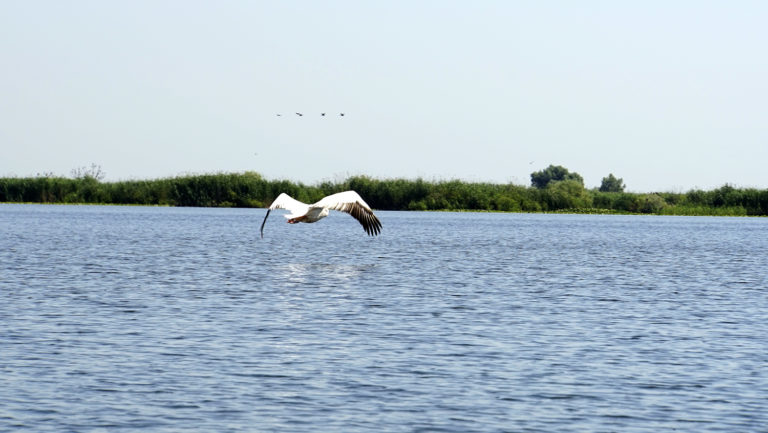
<box><xmin>531</xmin><ymin>165</ymin><xmax>584</xmax><ymax>188</ymax></box>
<box><xmin>2</xmin><ymin>170</ymin><xmax>767</xmax><ymax>216</ymax></box>
<box><xmin>599</xmin><ymin>173</ymin><xmax>625</xmax><ymax>193</ymax></box>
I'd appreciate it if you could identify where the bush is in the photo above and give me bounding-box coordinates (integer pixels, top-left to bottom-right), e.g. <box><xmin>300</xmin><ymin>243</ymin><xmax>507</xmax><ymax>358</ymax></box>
<box><xmin>634</xmin><ymin>194</ymin><xmax>667</xmax><ymax>213</ymax></box>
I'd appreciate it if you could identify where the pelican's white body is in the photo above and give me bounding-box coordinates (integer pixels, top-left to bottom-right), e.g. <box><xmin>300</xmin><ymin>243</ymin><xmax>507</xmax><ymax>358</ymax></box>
<box><xmin>292</xmin><ymin>206</ymin><xmax>329</xmax><ymax>223</ymax></box>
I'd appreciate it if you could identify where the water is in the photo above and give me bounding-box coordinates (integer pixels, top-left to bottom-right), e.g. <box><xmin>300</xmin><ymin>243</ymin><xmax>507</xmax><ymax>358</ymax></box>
<box><xmin>1</xmin><ymin>204</ymin><xmax>767</xmax><ymax>432</ymax></box>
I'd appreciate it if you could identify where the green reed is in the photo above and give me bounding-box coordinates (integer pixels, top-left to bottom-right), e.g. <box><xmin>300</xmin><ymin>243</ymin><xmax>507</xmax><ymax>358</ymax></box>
<box><xmin>1</xmin><ymin>173</ymin><xmax>766</xmax><ymax>216</ymax></box>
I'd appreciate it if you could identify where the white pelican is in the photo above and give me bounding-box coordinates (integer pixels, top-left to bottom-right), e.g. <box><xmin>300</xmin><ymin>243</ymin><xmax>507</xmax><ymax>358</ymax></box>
<box><xmin>260</xmin><ymin>191</ymin><xmax>382</xmax><ymax>238</ymax></box>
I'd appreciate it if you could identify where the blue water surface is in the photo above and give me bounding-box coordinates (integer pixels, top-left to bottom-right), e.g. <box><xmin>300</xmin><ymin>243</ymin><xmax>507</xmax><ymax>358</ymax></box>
<box><xmin>1</xmin><ymin>204</ymin><xmax>767</xmax><ymax>432</ymax></box>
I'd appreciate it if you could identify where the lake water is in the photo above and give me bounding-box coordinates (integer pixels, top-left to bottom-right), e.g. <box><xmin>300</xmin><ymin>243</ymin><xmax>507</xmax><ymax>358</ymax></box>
<box><xmin>1</xmin><ymin>204</ymin><xmax>767</xmax><ymax>432</ymax></box>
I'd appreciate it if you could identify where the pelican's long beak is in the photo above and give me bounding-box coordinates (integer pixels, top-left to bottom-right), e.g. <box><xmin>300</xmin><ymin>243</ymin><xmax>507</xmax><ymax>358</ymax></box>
<box><xmin>260</xmin><ymin>209</ymin><xmax>271</xmax><ymax>238</ymax></box>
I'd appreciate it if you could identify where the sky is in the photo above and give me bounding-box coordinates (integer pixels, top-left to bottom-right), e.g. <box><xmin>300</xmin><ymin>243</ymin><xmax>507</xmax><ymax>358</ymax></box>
<box><xmin>2</xmin><ymin>1</ymin><xmax>767</xmax><ymax>192</ymax></box>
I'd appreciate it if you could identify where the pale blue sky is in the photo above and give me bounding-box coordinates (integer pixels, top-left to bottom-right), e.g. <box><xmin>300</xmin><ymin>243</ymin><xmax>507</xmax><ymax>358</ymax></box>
<box><xmin>2</xmin><ymin>1</ymin><xmax>767</xmax><ymax>192</ymax></box>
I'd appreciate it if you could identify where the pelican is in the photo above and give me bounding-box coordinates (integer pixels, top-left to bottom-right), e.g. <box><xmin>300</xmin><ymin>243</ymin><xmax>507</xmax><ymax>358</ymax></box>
<box><xmin>260</xmin><ymin>191</ymin><xmax>382</xmax><ymax>238</ymax></box>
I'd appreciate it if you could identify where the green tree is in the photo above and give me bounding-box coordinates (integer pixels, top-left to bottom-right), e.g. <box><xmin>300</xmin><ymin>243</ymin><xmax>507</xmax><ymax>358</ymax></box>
<box><xmin>531</xmin><ymin>165</ymin><xmax>584</xmax><ymax>189</ymax></box>
<box><xmin>599</xmin><ymin>173</ymin><xmax>625</xmax><ymax>192</ymax></box>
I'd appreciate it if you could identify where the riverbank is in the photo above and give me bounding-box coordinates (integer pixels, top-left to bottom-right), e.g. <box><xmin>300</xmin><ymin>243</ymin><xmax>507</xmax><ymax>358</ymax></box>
<box><xmin>2</xmin><ymin>172</ymin><xmax>767</xmax><ymax>216</ymax></box>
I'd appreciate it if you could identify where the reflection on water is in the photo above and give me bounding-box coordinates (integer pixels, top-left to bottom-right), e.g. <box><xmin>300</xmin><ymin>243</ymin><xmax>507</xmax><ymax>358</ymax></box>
<box><xmin>279</xmin><ymin>262</ymin><xmax>373</xmax><ymax>285</ymax></box>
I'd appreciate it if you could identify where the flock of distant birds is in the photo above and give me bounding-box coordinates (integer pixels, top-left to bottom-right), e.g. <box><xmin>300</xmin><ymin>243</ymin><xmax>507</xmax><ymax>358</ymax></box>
<box><xmin>276</xmin><ymin>113</ymin><xmax>345</xmax><ymax>117</ymax></box>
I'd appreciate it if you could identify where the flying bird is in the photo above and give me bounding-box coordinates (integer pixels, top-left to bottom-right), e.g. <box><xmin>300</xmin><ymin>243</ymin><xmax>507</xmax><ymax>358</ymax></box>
<box><xmin>260</xmin><ymin>191</ymin><xmax>382</xmax><ymax>238</ymax></box>
<box><xmin>339</xmin><ymin>113</ymin><xmax>345</xmax><ymax>116</ymax></box>
<box><xmin>295</xmin><ymin>112</ymin><xmax>303</xmax><ymax>116</ymax></box>
<box><xmin>321</xmin><ymin>113</ymin><xmax>326</xmax><ymax>116</ymax></box>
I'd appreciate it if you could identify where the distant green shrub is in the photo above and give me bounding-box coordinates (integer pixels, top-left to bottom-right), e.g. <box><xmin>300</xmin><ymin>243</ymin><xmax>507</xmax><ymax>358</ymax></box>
<box><xmin>634</xmin><ymin>194</ymin><xmax>667</xmax><ymax>214</ymax></box>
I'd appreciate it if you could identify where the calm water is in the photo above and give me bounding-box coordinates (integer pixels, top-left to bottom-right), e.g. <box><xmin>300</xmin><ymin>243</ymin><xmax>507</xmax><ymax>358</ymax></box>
<box><xmin>1</xmin><ymin>204</ymin><xmax>767</xmax><ymax>432</ymax></box>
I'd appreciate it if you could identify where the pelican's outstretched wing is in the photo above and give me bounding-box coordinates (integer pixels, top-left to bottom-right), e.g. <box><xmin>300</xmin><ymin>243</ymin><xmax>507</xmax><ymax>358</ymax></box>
<box><xmin>314</xmin><ymin>191</ymin><xmax>382</xmax><ymax>236</ymax></box>
<box><xmin>269</xmin><ymin>193</ymin><xmax>309</xmax><ymax>214</ymax></box>
<box><xmin>260</xmin><ymin>193</ymin><xmax>309</xmax><ymax>238</ymax></box>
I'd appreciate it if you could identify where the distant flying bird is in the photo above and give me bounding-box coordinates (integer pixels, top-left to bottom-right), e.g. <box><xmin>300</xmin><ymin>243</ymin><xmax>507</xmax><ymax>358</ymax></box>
<box><xmin>339</xmin><ymin>113</ymin><xmax>345</xmax><ymax>116</ymax></box>
<box><xmin>260</xmin><ymin>191</ymin><xmax>382</xmax><ymax>238</ymax></box>
<box><xmin>276</xmin><ymin>114</ymin><xmax>282</xmax><ymax>116</ymax></box>
<box><xmin>295</xmin><ymin>112</ymin><xmax>303</xmax><ymax>116</ymax></box>
<box><xmin>321</xmin><ymin>113</ymin><xmax>326</xmax><ymax>116</ymax></box>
